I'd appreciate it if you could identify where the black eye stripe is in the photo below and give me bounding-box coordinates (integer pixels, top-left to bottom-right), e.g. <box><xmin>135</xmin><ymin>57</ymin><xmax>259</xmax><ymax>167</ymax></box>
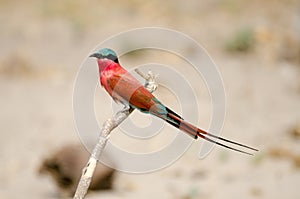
<box><xmin>99</xmin><ymin>54</ymin><xmax>118</xmax><ymax>63</ymax></box>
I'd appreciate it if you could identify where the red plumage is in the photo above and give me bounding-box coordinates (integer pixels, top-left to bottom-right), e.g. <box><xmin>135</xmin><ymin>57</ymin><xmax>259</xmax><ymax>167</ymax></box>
<box><xmin>90</xmin><ymin>49</ymin><xmax>258</xmax><ymax>155</ymax></box>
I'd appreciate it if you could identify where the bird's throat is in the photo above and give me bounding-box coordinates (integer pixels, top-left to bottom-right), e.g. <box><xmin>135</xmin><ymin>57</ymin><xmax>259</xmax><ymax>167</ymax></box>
<box><xmin>97</xmin><ymin>59</ymin><xmax>119</xmax><ymax>88</ymax></box>
<box><xmin>97</xmin><ymin>59</ymin><xmax>112</xmax><ymax>72</ymax></box>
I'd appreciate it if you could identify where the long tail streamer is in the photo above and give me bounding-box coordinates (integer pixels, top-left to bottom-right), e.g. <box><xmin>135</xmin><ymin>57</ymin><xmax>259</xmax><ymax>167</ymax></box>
<box><xmin>165</xmin><ymin>111</ymin><xmax>258</xmax><ymax>155</ymax></box>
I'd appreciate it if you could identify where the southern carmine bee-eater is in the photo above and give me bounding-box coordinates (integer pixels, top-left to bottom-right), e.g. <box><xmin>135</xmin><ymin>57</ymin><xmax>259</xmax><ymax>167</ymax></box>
<box><xmin>90</xmin><ymin>48</ymin><xmax>258</xmax><ymax>155</ymax></box>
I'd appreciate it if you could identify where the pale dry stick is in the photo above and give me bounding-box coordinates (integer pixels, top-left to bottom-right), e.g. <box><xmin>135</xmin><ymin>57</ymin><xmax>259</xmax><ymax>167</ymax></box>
<box><xmin>73</xmin><ymin>69</ymin><xmax>158</xmax><ymax>199</ymax></box>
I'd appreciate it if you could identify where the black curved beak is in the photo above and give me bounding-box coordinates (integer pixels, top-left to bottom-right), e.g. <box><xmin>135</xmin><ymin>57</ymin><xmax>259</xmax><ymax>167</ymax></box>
<box><xmin>89</xmin><ymin>53</ymin><xmax>102</xmax><ymax>59</ymax></box>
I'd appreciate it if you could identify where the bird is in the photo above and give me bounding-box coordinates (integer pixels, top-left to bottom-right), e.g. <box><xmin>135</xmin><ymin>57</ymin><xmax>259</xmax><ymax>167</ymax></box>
<box><xmin>90</xmin><ymin>48</ymin><xmax>258</xmax><ymax>155</ymax></box>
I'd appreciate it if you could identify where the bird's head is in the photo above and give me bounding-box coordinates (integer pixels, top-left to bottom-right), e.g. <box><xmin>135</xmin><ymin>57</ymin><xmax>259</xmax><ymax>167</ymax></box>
<box><xmin>89</xmin><ymin>48</ymin><xmax>119</xmax><ymax>63</ymax></box>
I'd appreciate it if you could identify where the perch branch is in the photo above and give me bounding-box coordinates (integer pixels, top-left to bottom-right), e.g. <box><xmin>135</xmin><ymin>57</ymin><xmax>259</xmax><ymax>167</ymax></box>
<box><xmin>73</xmin><ymin>69</ymin><xmax>158</xmax><ymax>199</ymax></box>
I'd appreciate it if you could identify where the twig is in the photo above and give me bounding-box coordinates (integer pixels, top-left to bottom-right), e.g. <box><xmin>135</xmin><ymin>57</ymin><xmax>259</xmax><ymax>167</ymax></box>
<box><xmin>73</xmin><ymin>69</ymin><xmax>158</xmax><ymax>199</ymax></box>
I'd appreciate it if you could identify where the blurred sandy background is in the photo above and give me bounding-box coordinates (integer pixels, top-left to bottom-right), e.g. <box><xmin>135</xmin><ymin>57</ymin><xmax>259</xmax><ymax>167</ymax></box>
<box><xmin>1</xmin><ymin>0</ymin><xmax>300</xmax><ymax>198</ymax></box>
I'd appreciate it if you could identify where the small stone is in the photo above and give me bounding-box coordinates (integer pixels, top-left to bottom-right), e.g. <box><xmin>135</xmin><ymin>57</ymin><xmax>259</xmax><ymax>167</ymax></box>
<box><xmin>290</xmin><ymin>124</ymin><xmax>300</xmax><ymax>139</ymax></box>
<box><xmin>39</xmin><ymin>144</ymin><xmax>115</xmax><ymax>196</ymax></box>
<box><xmin>268</xmin><ymin>147</ymin><xmax>293</xmax><ymax>159</ymax></box>
<box><xmin>249</xmin><ymin>187</ymin><xmax>263</xmax><ymax>196</ymax></box>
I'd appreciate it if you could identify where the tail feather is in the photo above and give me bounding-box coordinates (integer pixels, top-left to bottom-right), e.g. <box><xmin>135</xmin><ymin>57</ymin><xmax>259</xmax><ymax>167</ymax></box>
<box><xmin>162</xmin><ymin>110</ymin><xmax>258</xmax><ymax>155</ymax></box>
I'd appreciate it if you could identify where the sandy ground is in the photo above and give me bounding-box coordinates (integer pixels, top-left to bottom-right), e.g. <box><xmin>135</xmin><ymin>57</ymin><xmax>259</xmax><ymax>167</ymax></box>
<box><xmin>1</xmin><ymin>0</ymin><xmax>300</xmax><ymax>198</ymax></box>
